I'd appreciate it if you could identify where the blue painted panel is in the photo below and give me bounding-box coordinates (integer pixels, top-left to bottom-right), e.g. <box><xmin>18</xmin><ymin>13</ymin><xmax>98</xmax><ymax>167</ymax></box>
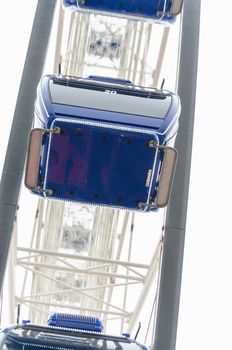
<box><xmin>63</xmin><ymin>0</ymin><xmax>179</xmax><ymax>22</ymax></box>
<box><xmin>44</xmin><ymin>119</ymin><xmax>158</xmax><ymax>210</ymax></box>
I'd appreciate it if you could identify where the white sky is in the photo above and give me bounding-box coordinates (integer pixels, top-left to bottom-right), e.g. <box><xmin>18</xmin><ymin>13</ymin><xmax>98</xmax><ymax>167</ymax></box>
<box><xmin>0</xmin><ymin>1</ymin><xmax>232</xmax><ymax>349</ymax></box>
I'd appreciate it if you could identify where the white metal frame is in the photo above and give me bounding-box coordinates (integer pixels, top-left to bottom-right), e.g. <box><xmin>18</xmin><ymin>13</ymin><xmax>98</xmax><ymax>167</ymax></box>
<box><xmin>2</xmin><ymin>0</ymin><xmax>180</xmax><ymax>343</ymax></box>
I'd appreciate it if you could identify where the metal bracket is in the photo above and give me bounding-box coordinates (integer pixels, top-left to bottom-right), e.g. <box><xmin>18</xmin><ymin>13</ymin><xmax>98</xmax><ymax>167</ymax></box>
<box><xmin>138</xmin><ymin>201</ymin><xmax>157</xmax><ymax>210</ymax></box>
<box><xmin>148</xmin><ymin>140</ymin><xmax>158</xmax><ymax>149</ymax></box>
<box><xmin>138</xmin><ymin>141</ymin><xmax>178</xmax><ymax>210</ymax></box>
<box><xmin>35</xmin><ymin>188</ymin><xmax>53</xmax><ymax>196</ymax></box>
<box><xmin>44</xmin><ymin>126</ymin><xmax>61</xmax><ymax>134</ymax></box>
<box><xmin>24</xmin><ymin>128</ymin><xmax>59</xmax><ymax>193</ymax></box>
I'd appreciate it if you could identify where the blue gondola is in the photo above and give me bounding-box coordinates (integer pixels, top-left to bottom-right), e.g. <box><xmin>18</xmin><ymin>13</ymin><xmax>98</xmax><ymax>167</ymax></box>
<box><xmin>63</xmin><ymin>0</ymin><xmax>184</xmax><ymax>23</ymax></box>
<box><xmin>0</xmin><ymin>313</ymin><xmax>148</xmax><ymax>350</ymax></box>
<box><xmin>24</xmin><ymin>74</ymin><xmax>181</xmax><ymax>212</ymax></box>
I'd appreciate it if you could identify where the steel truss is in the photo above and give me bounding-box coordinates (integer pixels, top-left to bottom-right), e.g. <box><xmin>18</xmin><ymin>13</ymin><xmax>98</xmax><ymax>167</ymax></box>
<box><xmin>1</xmin><ymin>0</ymin><xmax>185</xmax><ymax>347</ymax></box>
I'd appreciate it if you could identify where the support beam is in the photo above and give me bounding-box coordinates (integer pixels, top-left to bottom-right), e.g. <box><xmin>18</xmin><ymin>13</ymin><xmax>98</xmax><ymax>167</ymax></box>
<box><xmin>153</xmin><ymin>0</ymin><xmax>201</xmax><ymax>349</ymax></box>
<box><xmin>0</xmin><ymin>0</ymin><xmax>57</xmax><ymax>293</ymax></box>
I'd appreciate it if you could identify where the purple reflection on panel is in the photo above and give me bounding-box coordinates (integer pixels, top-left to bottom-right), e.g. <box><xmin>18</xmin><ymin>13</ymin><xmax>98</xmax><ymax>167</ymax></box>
<box><xmin>46</xmin><ymin>127</ymin><xmax>93</xmax><ymax>188</ymax></box>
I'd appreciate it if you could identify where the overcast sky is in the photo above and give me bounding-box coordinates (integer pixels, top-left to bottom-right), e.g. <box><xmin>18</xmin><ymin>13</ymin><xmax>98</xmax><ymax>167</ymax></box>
<box><xmin>0</xmin><ymin>1</ymin><xmax>232</xmax><ymax>349</ymax></box>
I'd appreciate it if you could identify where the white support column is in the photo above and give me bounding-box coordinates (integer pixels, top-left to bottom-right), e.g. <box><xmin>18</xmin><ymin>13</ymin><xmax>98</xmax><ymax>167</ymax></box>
<box><xmin>152</xmin><ymin>26</ymin><xmax>170</xmax><ymax>87</ymax></box>
<box><xmin>127</xmin><ymin>236</ymin><xmax>163</xmax><ymax>333</ymax></box>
